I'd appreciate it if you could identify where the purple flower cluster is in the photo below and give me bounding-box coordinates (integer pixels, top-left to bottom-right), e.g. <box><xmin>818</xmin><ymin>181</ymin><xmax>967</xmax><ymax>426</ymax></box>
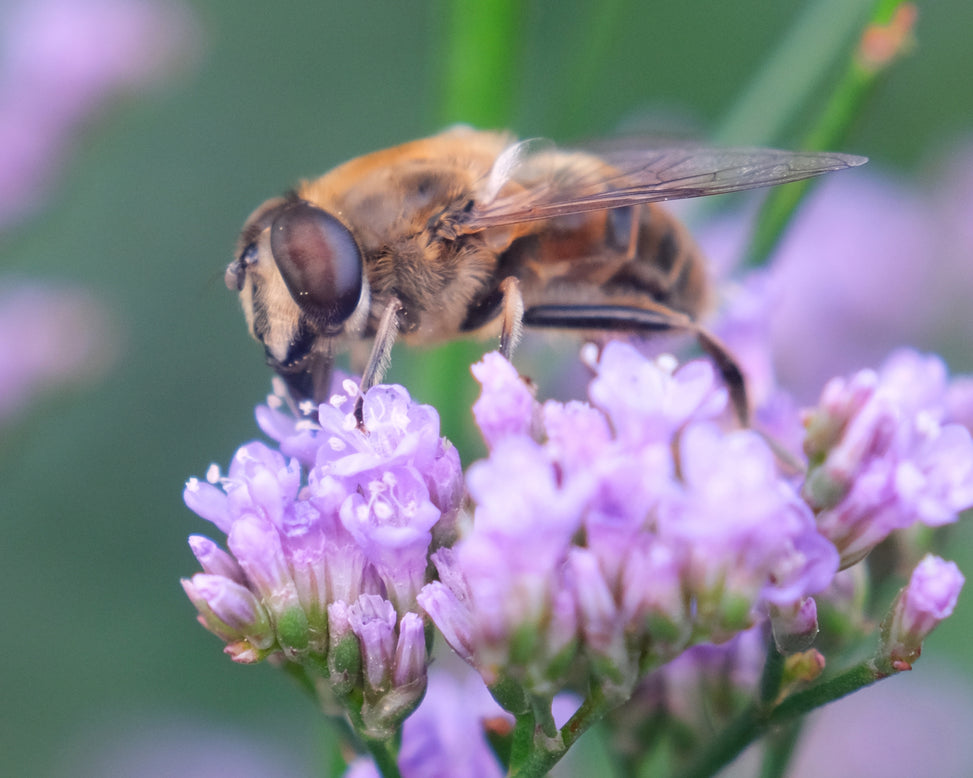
<box><xmin>183</xmin><ymin>338</ymin><xmax>971</xmax><ymax>772</ymax></box>
<box><xmin>803</xmin><ymin>349</ymin><xmax>973</xmax><ymax>568</ymax></box>
<box><xmin>418</xmin><ymin>346</ymin><xmax>840</xmax><ymax>699</ymax></box>
<box><xmin>182</xmin><ymin>380</ymin><xmax>463</xmax><ymax>734</ymax></box>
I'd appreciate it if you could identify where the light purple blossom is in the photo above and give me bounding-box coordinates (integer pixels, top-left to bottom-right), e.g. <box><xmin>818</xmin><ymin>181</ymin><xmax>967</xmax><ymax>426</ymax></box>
<box><xmin>662</xmin><ymin>422</ymin><xmax>838</xmax><ymax>623</ymax></box>
<box><xmin>0</xmin><ymin>0</ymin><xmax>198</xmax><ymax>227</ymax></box>
<box><xmin>471</xmin><ymin>351</ymin><xmax>537</xmax><ymax>445</ymax></box>
<box><xmin>802</xmin><ymin>350</ymin><xmax>973</xmax><ymax>568</ymax></box>
<box><xmin>181</xmin><ymin>574</ymin><xmax>273</xmax><ymax>655</ymax></box>
<box><xmin>880</xmin><ymin>554</ymin><xmax>965</xmax><ymax>670</ymax></box>
<box><xmin>348</xmin><ymin>594</ymin><xmax>398</xmax><ymax>693</ymax></box>
<box><xmin>420</xmin><ymin>346</ymin><xmax>840</xmax><ymax>701</ymax></box>
<box><xmin>182</xmin><ymin>381</ymin><xmax>463</xmax><ymax>732</ymax></box>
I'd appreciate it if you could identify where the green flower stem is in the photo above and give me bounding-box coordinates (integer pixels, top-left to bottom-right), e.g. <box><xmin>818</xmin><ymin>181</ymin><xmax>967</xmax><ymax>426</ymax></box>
<box><xmin>403</xmin><ymin>0</ymin><xmax>524</xmax><ymax>450</ymax></box>
<box><xmin>715</xmin><ymin>0</ymin><xmax>877</xmax><ymax>148</ymax></box>
<box><xmin>548</xmin><ymin>0</ymin><xmax>626</xmax><ymax>138</ymax></box>
<box><xmin>343</xmin><ymin>693</ymin><xmax>403</xmax><ymax>778</ymax></box>
<box><xmin>438</xmin><ymin>0</ymin><xmax>522</xmax><ymax>128</ymax></box>
<box><xmin>740</xmin><ymin>0</ymin><xmax>915</xmax><ymax>268</ymax></box>
<box><xmin>758</xmin><ymin>640</ymin><xmax>785</xmax><ymax>706</ymax></box>
<box><xmin>758</xmin><ymin>721</ymin><xmax>804</xmax><ymax>778</ymax></box>
<box><xmin>508</xmin><ymin>682</ymin><xmax>617</xmax><ymax>778</ymax></box>
<box><xmin>359</xmin><ymin>735</ymin><xmax>403</xmax><ymax>778</ymax></box>
<box><xmin>508</xmin><ymin>709</ymin><xmax>538</xmax><ymax>773</ymax></box>
<box><xmin>677</xmin><ymin>659</ymin><xmax>891</xmax><ymax>778</ymax></box>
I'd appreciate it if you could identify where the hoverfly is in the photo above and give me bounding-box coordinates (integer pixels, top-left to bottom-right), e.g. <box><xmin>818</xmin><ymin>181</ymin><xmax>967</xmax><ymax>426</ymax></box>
<box><xmin>225</xmin><ymin>126</ymin><xmax>865</xmax><ymax>423</ymax></box>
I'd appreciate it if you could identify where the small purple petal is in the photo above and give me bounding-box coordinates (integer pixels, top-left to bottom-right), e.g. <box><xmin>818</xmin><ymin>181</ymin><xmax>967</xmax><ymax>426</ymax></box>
<box><xmin>227</xmin><ymin>515</ymin><xmax>301</xmax><ymax>615</ymax></box>
<box><xmin>471</xmin><ymin>351</ymin><xmax>537</xmax><ymax>447</ymax></box>
<box><xmin>182</xmin><ymin>574</ymin><xmax>273</xmax><ymax>649</ymax></box>
<box><xmin>393</xmin><ymin>612</ymin><xmax>427</xmax><ymax>690</ymax></box>
<box><xmin>882</xmin><ymin>555</ymin><xmax>965</xmax><ymax>668</ymax></box>
<box><xmin>418</xmin><ymin>579</ymin><xmax>475</xmax><ymax>663</ymax></box>
<box><xmin>349</xmin><ymin>594</ymin><xmax>397</xmax><ymax>692</ymax></box>
<box><xmin>568</xmin><ymin>548</ymin><xmax>624</xmax><ymax>666</ymax></box>
<box><xmin>188</xmin><ymin>535</ymin><xmax>245</xmax><ymax>584</ymax></box>
<box><xmin>183</xmin><ymin>477</ymin><xmax>233</xmax><ymax>534</ymax></box>
<box><xmin>589</xmin><ymin>342</ymin><xmax>727</xmax><ymax>441</ymax></box>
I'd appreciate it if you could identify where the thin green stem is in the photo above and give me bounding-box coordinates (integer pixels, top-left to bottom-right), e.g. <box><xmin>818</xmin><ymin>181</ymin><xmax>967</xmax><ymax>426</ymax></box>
<box><xmin>715</xmin><ymin>0</ymin><xmax>876</xmax><ymax>147</ymax></box>
<box><xmin>676</xmin><ymin>660</ymin><xmax>886</xmax><ymax>778</ymax></box>
<box><xmin>405</xmin><ymin>0</ymin><xmax>525</xmax><ymax>450</ymax></box>
<box><xmin>759</xmin><ymin>721</ymin><xmax>804</xmax><ymax>778</ymax></box>
<box><xmin>549</xmin><ymin>0</ymin><xmax>627</xmax><ymax>138</ymax></box>
<box><xmin>740</xmin><ymin>0</ymin><xmax>915</xmax><ymax>268</ymax></box>
<box><xmin>758</xmin><ymin>640</ymin><xmax>785</xmax><ymax>707</ymax></box>
<box><xmin>508</xmin><ymin>709</ymin><xmax>537</xmax><ymax>773</ymax></box>
<box><xmin>341</xmin><ymin>695</ymin><xmax>403</xmax><ymax>778</ymax></box>
<box><xmin>508</xmin><ymin>682</ymin><xmax>617</xmax><ymax>778</ymax></box>
<box><xmin>360</xmin><ymin>735</ymin><xmax>403</xmax><ymax>778</ymax></box>
<box><xmin>438</xmin><ymin>0</ymin><xmax>523</xmax><ymax>128</ymax></box>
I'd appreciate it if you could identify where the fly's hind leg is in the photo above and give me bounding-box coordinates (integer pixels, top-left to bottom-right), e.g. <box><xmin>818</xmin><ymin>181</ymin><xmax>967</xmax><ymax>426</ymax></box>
<box><xmin>521</xmin><ymin>302</ymin><xmax>750</xmax><ymax>426</ymax></box>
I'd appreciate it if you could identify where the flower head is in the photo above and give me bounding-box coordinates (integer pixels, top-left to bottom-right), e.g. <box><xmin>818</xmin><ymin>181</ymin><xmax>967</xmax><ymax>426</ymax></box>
<box><xmin>802</xmin><ymin>350</ymin><xmax>973</xmax><ymax>568</ymax></box>
<box><xmin>880</xmin><ymin>554</ymin><xmax>965</xmax><ymax>671</ymax></box>
<box><xmin>420</xmin><ymin>346</ymin><xmax>839</xmax><ymax>704</ymax></box>
<box><xmin>183</xmin><ymin>380</ymin><xmax>464</xmax><ymax>726</ymax></box>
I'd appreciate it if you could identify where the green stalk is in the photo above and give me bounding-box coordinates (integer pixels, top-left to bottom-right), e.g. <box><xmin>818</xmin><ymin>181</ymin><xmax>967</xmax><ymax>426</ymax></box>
<box><xmin>715</xmin><ymin>0</ymin><xmax>877</xmax><ymax>147</ymax></box>
<box><xmin>438</xmin><ymin>0</ymin><xmax>523</xmax><ymax>128</ymax></box>
<box><xmin>758</xmin><ymin>640</ymin><xmax>785</xmax><ymax>706</ymax></box>
<box><xmin>738</xmin><ymin>0</ymin><xmax>916</xmax><ymax>267</ymax></box>
<box><xmin>509</xmin><ymin>681</ymin><xmax>618</xmax><ymax>778</ymax></box>
<box><xmin>400</xmin><ymin>0</ymin><xmax>525</xmax><ymax>450</ymax></box>
<box><xmin>677</xmin><ymin>660</ymin><xmax>887</xmax><ymax>778</ymax></box>
<box><xmin>759</xmin><ymin>721</ymin><xmax>804</xmax><ymax>778</ymax></box>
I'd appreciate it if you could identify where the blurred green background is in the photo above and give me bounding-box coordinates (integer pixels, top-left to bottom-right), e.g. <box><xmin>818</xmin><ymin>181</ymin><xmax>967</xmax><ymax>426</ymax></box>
<box><xmin>3</xmin><ymin>1</ymin><xmax>973</xmax><ymax>775</ymax></box>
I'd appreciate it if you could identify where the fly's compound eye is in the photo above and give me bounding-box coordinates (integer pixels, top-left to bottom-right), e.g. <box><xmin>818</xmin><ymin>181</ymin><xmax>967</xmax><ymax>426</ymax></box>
<box><xmin>270</xmin><ymin>201</ymin><xmax>364</xmax><ymax>330</ymax></box>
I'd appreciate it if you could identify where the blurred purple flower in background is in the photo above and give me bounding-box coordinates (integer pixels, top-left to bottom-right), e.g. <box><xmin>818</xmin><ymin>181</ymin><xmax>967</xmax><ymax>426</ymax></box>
<box><xmin>0</xmin><ymin>0</ymin><xmax>198</xmax><ymax>228</ymax></box>
<box><xmin>0</xmin><ymin>0</ymin><xmax>199</xmax><ymax>422</ymax></box>
<box><xmin>0</xmin><ymin>280</ymin><xmax>116</xmax><ymax>425</ymax></box>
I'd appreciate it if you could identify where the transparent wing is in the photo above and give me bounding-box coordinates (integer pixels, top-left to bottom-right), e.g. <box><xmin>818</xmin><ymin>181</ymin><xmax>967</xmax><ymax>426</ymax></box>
<box><xmin>462</xmin><ymin>144</ymin><xmax>867</xmax><ymax>230</ymax></box>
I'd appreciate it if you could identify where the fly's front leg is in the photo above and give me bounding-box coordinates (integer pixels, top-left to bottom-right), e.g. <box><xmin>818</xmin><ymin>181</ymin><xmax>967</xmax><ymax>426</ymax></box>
<box><xmin>355</xmin><ymin>296</ymin><xmax>403</xmax><ymax>426</ymax></box>
<box><xmin>498</xmin><ymin>277</ymin><xmax>524</xmax><ymax>359</ymax></box>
